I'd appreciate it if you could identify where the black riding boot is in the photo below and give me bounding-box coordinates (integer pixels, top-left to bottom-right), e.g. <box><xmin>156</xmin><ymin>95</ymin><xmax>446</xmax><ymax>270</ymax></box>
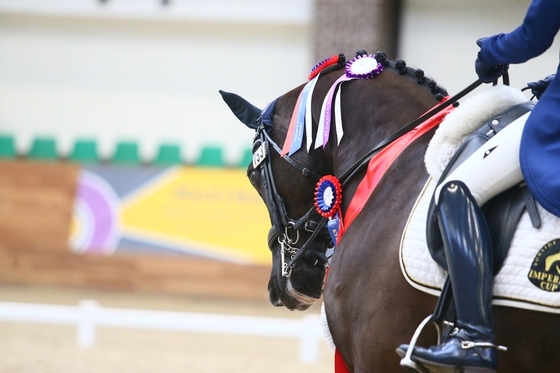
<box><xmin>401</xmin><ymin>181</ymin><xmax>499</xmax><ymax>373</ymax></box>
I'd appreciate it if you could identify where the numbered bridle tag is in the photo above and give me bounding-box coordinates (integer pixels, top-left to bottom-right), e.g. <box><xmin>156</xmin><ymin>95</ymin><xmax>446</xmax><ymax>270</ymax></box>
<box><xmin>252</xmin><ymin>142</ymin><xmax>268</xmax><ymax>168</ymax></box>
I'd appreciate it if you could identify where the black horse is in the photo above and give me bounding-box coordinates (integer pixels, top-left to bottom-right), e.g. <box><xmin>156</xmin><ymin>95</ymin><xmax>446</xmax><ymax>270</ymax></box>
<box><xmin>221</xmin><ymin>53</ymin><xmax>560</xmax><ymax>372</ymax></box>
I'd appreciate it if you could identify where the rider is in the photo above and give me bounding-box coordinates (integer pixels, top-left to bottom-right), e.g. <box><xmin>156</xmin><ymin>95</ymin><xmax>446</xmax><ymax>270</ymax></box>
<box><xmin>399</xmin><ymin>0</ymin><xmax>560</xmax><ymax>372</ymax></box>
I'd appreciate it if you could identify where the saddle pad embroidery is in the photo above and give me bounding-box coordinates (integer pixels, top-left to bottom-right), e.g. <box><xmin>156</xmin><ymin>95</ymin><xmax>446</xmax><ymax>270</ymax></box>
<box><xmin>400</xmin><ymin>178</ymin><xmax>560</xmax><ymax>313</ymax></box>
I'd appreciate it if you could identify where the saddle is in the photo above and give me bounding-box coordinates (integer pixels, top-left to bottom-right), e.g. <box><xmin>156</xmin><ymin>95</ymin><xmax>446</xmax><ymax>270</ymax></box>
<box><xmin>398</xmin><ymin>85</ymin><xmax>557</xmax><ymax>373</ymax></box>
<box><xmin>425</xmin><ymin>101</ymin><xmax>537</xmax><ymax>275</ymax></box>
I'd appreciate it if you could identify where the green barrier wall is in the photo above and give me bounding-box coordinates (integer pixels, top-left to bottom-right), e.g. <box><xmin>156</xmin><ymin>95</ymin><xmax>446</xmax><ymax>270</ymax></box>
<box><xmin>2</xmin><ymin>135</ymin><xmax>252</xmax><ymax>168</ymax></box>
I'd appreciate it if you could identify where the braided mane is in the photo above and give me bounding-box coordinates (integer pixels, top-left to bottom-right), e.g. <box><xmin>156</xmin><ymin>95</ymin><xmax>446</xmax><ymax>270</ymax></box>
<box><xmin>313</xmin><ymin>50</ymin><xmax>448</xmax><ymax>101</ymax></box>
<box><xmin>373</xmin><ymin>51</ymin><xmax>448</xmax><ymax>101</ymax></box>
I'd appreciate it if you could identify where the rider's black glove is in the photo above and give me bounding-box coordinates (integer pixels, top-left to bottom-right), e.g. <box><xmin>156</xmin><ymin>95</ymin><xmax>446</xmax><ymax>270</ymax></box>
<box><xmin>527</xmin><ymin>74</ymin><xmax>556</xmax><ymax>99</ymax></box>
<box><xmin>475</xmin><ymin>38</ymin><xmax>510</xmax><ymax>83</ymax></box>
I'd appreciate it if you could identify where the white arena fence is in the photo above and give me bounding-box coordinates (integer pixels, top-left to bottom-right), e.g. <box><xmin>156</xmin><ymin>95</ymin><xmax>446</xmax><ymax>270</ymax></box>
<box><xmin>0</xmin><ymin>300</ymin><xmax>323</xmax><ymax>363</ymax></box>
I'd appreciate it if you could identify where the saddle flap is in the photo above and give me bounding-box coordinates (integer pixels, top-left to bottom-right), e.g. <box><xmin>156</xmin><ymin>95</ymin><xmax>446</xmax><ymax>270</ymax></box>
<box><xmin>426</xmin><ymin>101</ymin><xmax>535</xmax><ymax>273</ymax></box>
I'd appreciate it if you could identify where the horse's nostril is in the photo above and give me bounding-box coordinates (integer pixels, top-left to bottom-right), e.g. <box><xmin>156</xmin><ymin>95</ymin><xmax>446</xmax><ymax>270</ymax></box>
<box><xmin>303</xmin><ymin>250</ymin><xmax>328</xmax><ymax>266</ymax></box>
<box><xmin>268</xmin><ymin>282</ymin><xmax>283</xmax><ymax>307</ymax></box>
<box><xmin>268</xmin><ymin>287</ymin><xmax>283</xmax><ymax>307</ymax></box>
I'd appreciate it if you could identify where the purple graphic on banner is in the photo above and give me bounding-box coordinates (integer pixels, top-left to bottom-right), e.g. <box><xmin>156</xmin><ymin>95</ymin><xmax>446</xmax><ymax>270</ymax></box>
<box><xmin>71</xmin><ymin>170</ymin><xmax>120</xmax><ymax>254</ymax></box>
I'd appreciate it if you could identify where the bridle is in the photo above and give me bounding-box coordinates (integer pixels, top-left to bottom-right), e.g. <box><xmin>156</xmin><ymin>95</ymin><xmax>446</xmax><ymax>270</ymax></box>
<box><xmin>251</xmin><ymin>74</ymin><xmax>486</xmax><ymax>278</ymax></box>
<box><xmin>251</xmin><ymin>123</ymin><xmax>331</xmax><ymax>277</ymax></box>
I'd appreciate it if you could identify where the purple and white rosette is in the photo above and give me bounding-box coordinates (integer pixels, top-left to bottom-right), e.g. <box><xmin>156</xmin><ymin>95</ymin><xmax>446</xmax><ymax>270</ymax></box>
<box><xmin>345</xmin><ymin>54</ymin><xmax>384</xmax><ymax>79</ymax></box>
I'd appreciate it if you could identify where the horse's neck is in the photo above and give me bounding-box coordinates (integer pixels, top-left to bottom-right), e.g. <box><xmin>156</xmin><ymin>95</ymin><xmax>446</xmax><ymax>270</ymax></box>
<box><xmin>326</xmin><ymin>74</ymin><xmax>437</xmax><ymax>214</ymax></box>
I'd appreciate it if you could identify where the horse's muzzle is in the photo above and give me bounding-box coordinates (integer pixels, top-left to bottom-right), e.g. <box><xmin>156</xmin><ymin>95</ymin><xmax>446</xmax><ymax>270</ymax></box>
<box><xmin>268</xmin><ymin>278</ymin><xmax>315</xmax><ymax>311</ymax></box>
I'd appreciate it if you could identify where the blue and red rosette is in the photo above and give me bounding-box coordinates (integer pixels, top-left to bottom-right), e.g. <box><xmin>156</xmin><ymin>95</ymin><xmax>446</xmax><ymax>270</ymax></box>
<box><xmin>314</xmin><ymin>175</ymin><xmax>342</xmax><ymax>218</ymax></box>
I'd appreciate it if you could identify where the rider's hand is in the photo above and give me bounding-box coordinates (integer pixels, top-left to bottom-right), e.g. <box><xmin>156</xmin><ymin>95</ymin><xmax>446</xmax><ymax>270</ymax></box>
<box><xmin>527</xmin><ymin>74</ymin><xmax>556</xmax><ymax>99</ymax></box>
<box><xmin>475</xmin><ymin>38</ymin><xmax>509</xmax><ymax>83</ymax></box>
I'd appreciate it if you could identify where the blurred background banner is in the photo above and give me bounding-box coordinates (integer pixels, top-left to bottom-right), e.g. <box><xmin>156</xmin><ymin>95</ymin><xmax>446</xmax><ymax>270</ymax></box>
<box><xmin>0</xmin><ymin>160</ymin><xmax>272</xmax><ymax>300</ymax></box>
<box><xmin>70</xmin><ymin>165</ymin><xmax>271</xmax><ymax>265</ymax></box>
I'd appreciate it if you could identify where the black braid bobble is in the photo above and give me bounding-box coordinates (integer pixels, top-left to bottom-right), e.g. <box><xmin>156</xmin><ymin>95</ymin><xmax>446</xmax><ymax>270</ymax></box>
<box><xmin>395</xmin><ymin>59</ymin><xmax>407</xmax><ymax>75</ymax></box>
<box><xmin>435</xmin><ymin>93</ymin><xmax>445</xmax><ymax>102</ymax></box>
<box><xmin>415</xmin><ymin>69</ymin><xmax>426</xmax><ymax>84</ymax></box>
<box><xmin>374</xmin><ymin>51</ymin><xmax>389</xmax><ymax>67</ymax></box>
<box><xmin>428</xmin><ymin>80</ymin><xmax>440</xmax><ymax>94</ymax></box>
<box><xmin>355</xmin><ymin>50</ymin><xmax>368</xmax><ymax>57</ymax></box>
<box><xmin>337</xmin><ymin>53</ymin><xmax>346</xmax><ymax>67</ymax></box>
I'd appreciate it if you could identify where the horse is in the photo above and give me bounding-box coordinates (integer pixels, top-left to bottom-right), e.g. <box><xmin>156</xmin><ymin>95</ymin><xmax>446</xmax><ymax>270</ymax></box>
<box><xmin>220</xmin><ymin>52</ymin><xmax>560</xmax><ymax>372</ymax></box>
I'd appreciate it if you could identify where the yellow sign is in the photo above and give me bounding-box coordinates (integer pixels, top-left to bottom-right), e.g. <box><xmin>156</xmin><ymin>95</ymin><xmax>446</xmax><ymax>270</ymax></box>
<box><xmin>120</xmin><ymin>167</ymin><xmax>271</xmax><ymax>264</ymax></box>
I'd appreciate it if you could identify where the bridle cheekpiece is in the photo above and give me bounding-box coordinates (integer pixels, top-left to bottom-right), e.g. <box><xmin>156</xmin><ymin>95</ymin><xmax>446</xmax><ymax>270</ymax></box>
<box><xmin>252</xmin><ymin>119</ymin><xmax>330</xmax><ymax>277</ymax></box>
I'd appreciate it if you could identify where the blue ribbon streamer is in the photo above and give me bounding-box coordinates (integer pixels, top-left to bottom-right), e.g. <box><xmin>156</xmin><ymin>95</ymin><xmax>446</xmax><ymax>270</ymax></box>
<box><xmin>288</xmin><ymin>78</ymin><xmax>316</xmax><ymax>155</ymax></box>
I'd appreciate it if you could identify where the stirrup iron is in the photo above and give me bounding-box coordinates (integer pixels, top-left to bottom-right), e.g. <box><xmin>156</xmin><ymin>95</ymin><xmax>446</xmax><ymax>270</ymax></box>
<box><xmin>399</xmin><ymin>315</ymin><xmax>441</xmax><ymax>373</ymax></box>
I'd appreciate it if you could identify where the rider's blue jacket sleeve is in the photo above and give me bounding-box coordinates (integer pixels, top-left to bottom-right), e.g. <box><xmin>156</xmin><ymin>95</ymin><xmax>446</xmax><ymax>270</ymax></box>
<box><xmin>479</xmin><ymin>0</ymin><xmax>560</xmax><ymax>65</ymax></box>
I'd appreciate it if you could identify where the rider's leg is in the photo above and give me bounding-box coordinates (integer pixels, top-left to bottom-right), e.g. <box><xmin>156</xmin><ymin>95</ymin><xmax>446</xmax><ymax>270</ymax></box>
<box><xmin>399</xmin><ymin>114</ymin><xmax>528</xmax><ymax>371</ymax></box>
<box><xmin>408</xmin><ymin>180</ymin><xmax>498</xmax><ymax>372</ymax></box>
<box><xmin>434</xmin><ymin>112</ymin><xmax>528</xmax><ymax>206</ymax></box>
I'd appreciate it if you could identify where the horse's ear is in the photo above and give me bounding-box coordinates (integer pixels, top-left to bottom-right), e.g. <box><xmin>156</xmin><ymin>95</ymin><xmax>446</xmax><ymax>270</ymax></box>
<box><xmin>219</xmin><ymin>90</ymin><xmax>261</xmax><ymax>129</ymax></box>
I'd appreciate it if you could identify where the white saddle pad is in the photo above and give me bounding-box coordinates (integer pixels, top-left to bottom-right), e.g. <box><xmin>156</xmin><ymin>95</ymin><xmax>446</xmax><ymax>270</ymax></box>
<box><xmin>400</xmin><ymin>178</ymin><xmax>560</xmax><ymax>313</ymax></box>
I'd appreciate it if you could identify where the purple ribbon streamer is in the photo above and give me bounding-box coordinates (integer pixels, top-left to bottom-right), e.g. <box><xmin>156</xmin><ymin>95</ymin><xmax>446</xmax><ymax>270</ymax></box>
<box><xmin>319</xmin><ymin>75</ymin><xmax>352</xmax><ymax>148</ymax></box>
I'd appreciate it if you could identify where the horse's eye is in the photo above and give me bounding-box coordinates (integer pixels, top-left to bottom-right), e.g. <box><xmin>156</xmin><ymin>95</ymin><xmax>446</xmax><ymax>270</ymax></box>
<box><xmin>249</xmin><ymin>170</ymin><xmax>260</xmax><ymax>186</ymax></box>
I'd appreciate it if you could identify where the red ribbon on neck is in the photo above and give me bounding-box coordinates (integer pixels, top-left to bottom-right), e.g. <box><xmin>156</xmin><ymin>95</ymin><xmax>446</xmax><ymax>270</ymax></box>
<box><xmin>340</xmin><ymin>98</ymin><xmax>455</xmax><ymax>238</ymax></box>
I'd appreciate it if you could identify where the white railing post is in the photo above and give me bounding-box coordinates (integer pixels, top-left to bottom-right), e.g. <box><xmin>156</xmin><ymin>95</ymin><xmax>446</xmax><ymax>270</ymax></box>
<box><xmin>299</xmin><ymin>314</ymin><xmax>320</xmax><ymax>363</ymax></box>
<box><xmin>77</xmin><ymin>300</ymin><xmax>99</xmax><ymax>349</ymax></box>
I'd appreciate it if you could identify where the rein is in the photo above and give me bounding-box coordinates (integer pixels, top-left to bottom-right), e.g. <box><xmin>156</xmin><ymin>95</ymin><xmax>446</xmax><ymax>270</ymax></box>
<box><xmin>339</xmin><ymin>79</ymin><xmax>484</xmax><ymax>186</ymax></box>
<box><xmin>256</xmin><ymin>76</ymin><xmax>485</xmax><ymax>277</ymax></box>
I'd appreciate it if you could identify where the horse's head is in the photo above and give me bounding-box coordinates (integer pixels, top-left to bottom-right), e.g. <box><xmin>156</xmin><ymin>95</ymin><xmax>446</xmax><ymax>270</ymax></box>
<box><xmin>220</xmin><ymin>89</ymin><xmax>333</xmax><ymax>311</ymax></box>
<box><xmin>221</xmin><ymin>52</ymin><xmax>449</xmax><ymax>311</ymax></box>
